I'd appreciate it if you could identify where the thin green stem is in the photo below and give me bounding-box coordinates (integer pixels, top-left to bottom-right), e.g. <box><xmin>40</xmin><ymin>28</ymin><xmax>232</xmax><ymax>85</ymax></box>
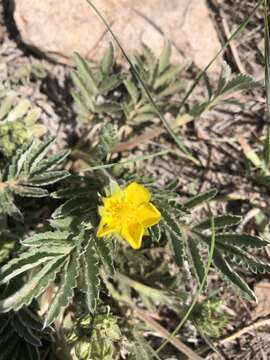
<box><xmin>156</xmin><ymin>217</ymin><xmax>216</xmax><ymax>354</ymax></box>
<box><xmin>82</xmin><ymin>149</ymin><xmax>170</xmax><ymax>171</ymax></box>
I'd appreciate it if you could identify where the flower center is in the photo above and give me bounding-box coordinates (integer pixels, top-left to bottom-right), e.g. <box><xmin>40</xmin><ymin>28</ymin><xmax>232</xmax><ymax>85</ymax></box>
<box><xmin>107</xmin><ymin>199</ymin><xmax>138</xmax><ymax>223</ymax></box>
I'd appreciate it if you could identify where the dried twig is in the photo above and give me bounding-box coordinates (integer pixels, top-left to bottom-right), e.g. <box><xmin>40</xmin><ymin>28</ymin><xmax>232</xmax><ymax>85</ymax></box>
<box><xmin>219</xmin><ymin>318</ymin><xmax>270</xmax><ymax>345</ymax></box>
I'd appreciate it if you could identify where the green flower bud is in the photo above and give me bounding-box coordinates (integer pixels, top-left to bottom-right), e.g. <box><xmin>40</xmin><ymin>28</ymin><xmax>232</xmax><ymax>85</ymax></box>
<box><xmin>75</xmin><ymin>336</ymin><xmax>91</xmax><ymax>360</ymax></box>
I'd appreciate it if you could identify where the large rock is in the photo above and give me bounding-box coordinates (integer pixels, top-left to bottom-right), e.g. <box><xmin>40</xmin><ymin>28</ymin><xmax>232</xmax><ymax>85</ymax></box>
<box><xmin>14</xmin><ymin>0</ymin><xmax>221</xmax><ymax>71</ymax></box>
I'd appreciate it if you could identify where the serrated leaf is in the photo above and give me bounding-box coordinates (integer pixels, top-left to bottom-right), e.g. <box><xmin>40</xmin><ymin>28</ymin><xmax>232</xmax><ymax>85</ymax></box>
<box><xmin>213</xmin><ymin>250</ymin><xmax>256</xmax><ymax>301</ymax></box>
<box><xmin>11</xmin><ymin>185</ymin><xmax>49</xmax><ymax>198</ymax></box>
<box><xmin>99</xmin><ymin>75</ymin><xmax>123</xmax><ymax>94</ymax></box>
<box><xmin>8</xmin><ymin>141</ymin><xmax>33</xmax><ymax>179</ymax></box>
<box><xmin>0</xmin><ymin>246</ymin><xmax>71</xmax><ymax>285</ymax></box>
<box><xmin>149</xmin><ymin>224</ymin><xmax>161</xmax><ymax>243</ymax></box>
<box><xmin>73</xmin><ymin>53</ymin><xmax>99</xmax><ymax>95</ymax></box>
<box><xmin>83</xmin><ymin>239</ymin><xmax>100</xmax><ymax>313</ymax></box>
<box><xmin>141</xmin><ymin>43</ymin><xmax>156</xmax><ymax>71</ymax></box>
<box><xmin>188</xmin><ymin>237</ymin><xmax>205</xmax><ymax>285</ymax></box>
<box><xmin>25</xmin><ymin>170</ymin><xmax>70</xmax><ymax>186</ymax></box>
<box><xmin>11</xmin><ymin>315</ymin><xmax>41</xmax><ymax>346</ymax></box>
<box><xmin>216</xmin><ymin>62</ymin><xmax>232</xmax><ymax>94</ymax></box>
<box><xmin>72</xmin><ymin>91</ymin><xmax>90</xmax><ymax>119</ymax></box>
<box><xmin>22</xmin><ymin>230</ymin><xmax>71</xmax><ymax>247</ymax></box>
<box><xmin>94</xmin><ymin>238</ymin><xmax>114</xmax><ymax>276</ymax></box>
<box><xmin>95</xmin><ymin>102</ymin><xmax>121</xmax><ymax>113</ymax></box>
<box><xmin>24</xmin><ymin>138</ymin><xmax>55</xmax><ymax>175</ymax></box>
<box><xmin>215</xmin><ymin>241</ymin><xmax>270</xmax><ymax>273</ymax></box>
<box><xmin>155</xmin><ymin>64</ymin><xmax>184</xmax><ymax>89</ymax></box>
<box><xmin>158</xmin><ymin>40</ymin><xmax>172</xmax><ymax>74</ymax></box>
<box><xmin>0</xmin><ymin>191</ymin><xmax>23</xmax><ymax>221</ymax></box>
<box><xmin>101</xmin><ymin>43</ymin><xmax>114</xmax><ymax>75</ymax></box>
<box><xmin>194</xmin><ymin>215</ymin><xmax>241</xmax><ymax>230</ymax></box>
<box><xmin>163</xmin><ymin>210</ymin><xmax>184</xmax><ymax>267</ymax></box>
<box><xmin>158</xmin><ymin>80</ymin><xmax>183</xmax><ymax>97</ymax></box>
<box><xmin>52</xmin><ymin>196</ymin><xmax>90</xmax><ymax>219</ymax></box>
<box><xmin>124</xmin><ymin>78</ymin><xmax>139</xmax><ymax>104</ymax></box>
<box><xmin>31</xmin><ymin>150</ymin><xmax>70</xmax><ymax>175</ymax></box>
<box><xmin>71</xmin><ymin>71</ymin><xmax>92</xmax><ymax>101</ymax></box>
<box><xmin>215</xmin><ymin>233</ymin><xmax>269</xmax><ymax>248</ymax></box>
<box><xmin>0</xmin><ymin>256</ymin><xmax>67</xmax><ymax>312</ymax></box>
<box><xmin>44</xmin><ymin>249</ymin><xmax>80</xmax><ymax>326</ymax></box>
<box><xmin>183</xmin><ymin>189</ymin><xmax>217</xmax><ymax>209</ymax></box>
<box><xmin>18</xmin><ymin>308</ymin><xmax>47</xmax><ymax>332</ymax></box>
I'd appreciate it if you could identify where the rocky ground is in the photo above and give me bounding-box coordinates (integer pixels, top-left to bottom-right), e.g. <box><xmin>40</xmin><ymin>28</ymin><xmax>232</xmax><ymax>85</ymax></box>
<box><xmin>1</xmin><ymin>0</ymin><xmax>270</xmax><ymax>359</ymax></box>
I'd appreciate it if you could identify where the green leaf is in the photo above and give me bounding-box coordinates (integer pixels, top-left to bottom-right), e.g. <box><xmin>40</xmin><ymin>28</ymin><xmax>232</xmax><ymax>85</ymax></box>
<box><xmin>0</xmin><ymin>256</ymin><xmax>67</xmax><ymax>312</ymax></box>
<box><xmin>0</xmin><ymin>247</ymin><xmax>67</xmax><ymax>285</ymax></box>
<box><xmin>183</xmin><ymin>189</ymin><xmax>217</xmax><ymax>209</ymax></box>
<box><xmin>44</xmin><ymin>249</ymin><xmax>80</xmax><ymax>326</ymax></box>
<box><xmin>71</xmin><ymin>71</ymin><xmax>92</xmax><ymax>101</ymax></box>
<box><xmin>215</xmin><ymin>241</ymin><xmax>270</xmax><ymax>273</ymax></box>
<box><xmin>188</xmin><ymin>237</ymin><xmax>205</xmax><ymax>285</ymax></box>
<box><xmin>101</xmin><ymin>43</ymin><xmax>114</xmax><ymax>75</ymax></box>
<box><xmin>141</xmin><ymin>43</ymin><xmax>156</xmax><ymax>71</ymax></box>
<box><xmin>158</xmin><ymin>80</ymin><xmax>183</xmax><ymax>97</ymax></box>
<box><xmin>94</xmin><ymin>238</ymin><xmax>114</xmax><ymax>277</ymax></box>
<box><xmin>8</xmin><ymin>141</ymin><xmax>33</xmax><ymax>179</ymax></box>
<box><xmin>215</xmin><ymin>233</ymin><xmax>269</xmax><ymax>248</ymax></box>
<box><xmin>149</xmin><ymin>224</ymin><xmax>161</xmax><ymax>243</ymax></box>
<box><xmin>99</xmin><ymin>75</ymin><xmax>122</xmax><ymax>93</ymax></box>
<box><xmin>31</xmin><ymin>150</ymin><xmax>70</xmax><ymax>175</ymax></box>
<box><xmin>24</xmin><ymin>138</ymin><xmax>55</xmax><ymax>175</ymax></box>
<box><xmin>162</xmin><ymin>210</ymin><xmax>184</xmax><ymax>267</ymax></box>
<box><xmin>194</xmin><ymin>215</ymin><xmax>241</xmax><ymax>230</ymax></box>
<box><xmin>22</xmin><ymin>230</ymin><xmax>71</xmax><ymax>247</ymax></box>
<box><xmin>158</xmin><ymin>40</ymin><xmax>172</xmax><ymax>74</ymax></box>
<box><xmin>0</xmin><ymin>191</ymin><xmax>23</xmax><ymax>221</ymax></box>
<box><xmin>124</xmin><ymin>78</ymin><xmax>139</xmax><ymax>104</ymax></box>
<box><xmin>26</xmin><ymin>170</ymin><xmax>70</xmax><ymax>186</ymax></box>
<box><xmin>213</xmin><ymin>250</ymin><xmax>256</xmax><ymax>301</ymax></box>
<box><xmin>11</xmin><ymin>315</ymin><xmax>41</xmax><ymax>346</ymax></box>
<box><xmin>155</xmin><ymin>64</ymin><xmax>184</xmax><ymax>88</ymax></box>
<box><xmin>83</xmin><ymin>239</ymin><xmax>100</xmax><ymax>313</ymax></box>
<box><xmin>73</xmin><ymin>52</ymin><xmax>99</xmax><ymax>95</ymax></box>
<box><xmin>11</xmin><ymin>185</ymin><xmax>49</xmax><ymax>198</ymax></box>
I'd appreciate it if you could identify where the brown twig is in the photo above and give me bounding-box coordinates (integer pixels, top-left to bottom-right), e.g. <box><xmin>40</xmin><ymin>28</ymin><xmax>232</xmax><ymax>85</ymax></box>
<box><xmin>219</xmin><ymin>318</ymin><xmax>270</xmax><ymax>345</ymax></box>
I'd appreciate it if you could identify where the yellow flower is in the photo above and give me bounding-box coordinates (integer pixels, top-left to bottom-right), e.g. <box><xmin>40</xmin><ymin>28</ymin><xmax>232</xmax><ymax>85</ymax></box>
<box><xmin>96</xmin><ymin>182</ymin><xmax>161</xmax><ymax>249</ymax></box>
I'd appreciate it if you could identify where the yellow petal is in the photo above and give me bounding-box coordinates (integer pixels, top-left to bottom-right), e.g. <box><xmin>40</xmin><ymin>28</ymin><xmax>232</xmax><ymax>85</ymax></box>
<box><xmin>124</xmin><ymin>182</ymin><xmax>150</xmax><ymax>206</ymax></box>
<box><xmin>121</xmin><ymin>222</ymin><xmax>144</xmax><ymax>249</ymax></box>
<box><xmin>136</xmin><ymin>202</ymin><xmax>161</xmax><ymax>227</ymax></box>
<box><xmin>96</xmin><ymin>217</ymin><xmax>118</xmax><ymax>237</ymax></box>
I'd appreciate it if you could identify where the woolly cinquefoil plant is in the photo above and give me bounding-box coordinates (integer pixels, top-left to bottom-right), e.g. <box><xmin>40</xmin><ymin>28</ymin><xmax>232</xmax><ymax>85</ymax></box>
<box><xmin>0</xmin><ymin>38</ymin><xmax>269</xmax><ymax>359</ymax></box>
